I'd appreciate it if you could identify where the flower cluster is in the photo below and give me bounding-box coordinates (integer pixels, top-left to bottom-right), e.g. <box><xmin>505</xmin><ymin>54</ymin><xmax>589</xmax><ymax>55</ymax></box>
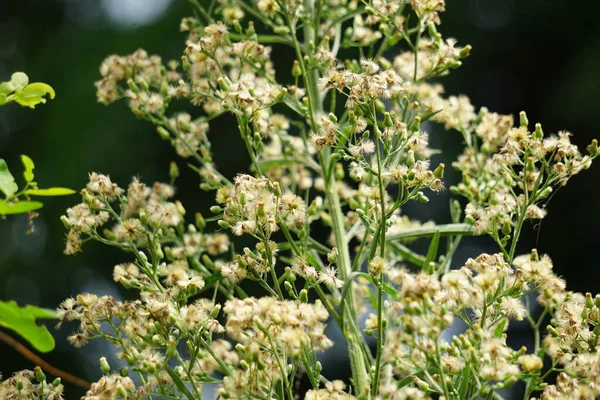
<box><xmin>0</xmin><ymin>368</ymin><xmax>64</xmax><ymax>400</ymax></box>
<box><xmin>4</xmin><ymin>0</ymin><xmax>599</xmax><ymax>399</ymax></box>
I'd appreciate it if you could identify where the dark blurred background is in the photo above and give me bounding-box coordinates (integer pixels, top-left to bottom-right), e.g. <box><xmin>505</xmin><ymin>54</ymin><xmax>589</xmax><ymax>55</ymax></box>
<box><xmin>1</xmin><ymin>0</ymin><xmax>599</xmax><ymax>398</ymax></box>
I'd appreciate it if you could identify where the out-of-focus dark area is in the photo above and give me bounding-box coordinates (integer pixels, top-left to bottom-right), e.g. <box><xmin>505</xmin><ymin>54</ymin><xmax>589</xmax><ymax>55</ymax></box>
<box><xmin>1</xmin><ymin>0</ymin><xmax>599</xmax><ymax>398</ymax></box>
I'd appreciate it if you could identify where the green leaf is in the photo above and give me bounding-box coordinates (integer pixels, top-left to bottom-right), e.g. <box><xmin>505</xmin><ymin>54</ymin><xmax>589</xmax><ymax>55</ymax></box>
<box><xmin>423</xmin><ymin>230</ymin><xmax>441</xmax><ymax>272</ymax></box>
<box><xmin>0</xmin><ymin>300</ymin><xmax>57</xmax><ymax>353</ymax></box>
<box><xmin>339</xmin><ymin>271</ymin><xmax>369</xmax><ymax>327</ymax></box>
<box><xmin>25</xmin><ymin>187</ymin><xmax>76</xmax><ymax>196</ymax></box>
<box><xmin>21</xmin><ymin>154</ymin><xmax>35</xmax><ymax>183</ymax></box>
<box><xmin>13</xmin><ymin>83</ymin><xmax>55</xmax><ymax>109</ymax></box>
<box><xmin>165</xmin><ymin>365</ymin><xmax>196</xmax><ymax>400</ymax></box>
<box><xmin>284</xmin><ymin>92</ymin><xmax>306</xmax><ymax>116</ymax></box>
<box><xmin>0</xmin><ymin>159</ymin><xmax>18</xmax><ymax>198</ymax></box>
<box><xmin>494</xmin><ymin>318</ymin><xmax>507</xmax><ymax>338</ymax></box>
<box><xmin>0</xmin><ymin>72</ymin><xmax>29</xmax><ymax>94</ymax></box>
<box><xmin>0</xmin><ymin>200</ymin><xmax>43</xmax><ymax>215</ymax></box>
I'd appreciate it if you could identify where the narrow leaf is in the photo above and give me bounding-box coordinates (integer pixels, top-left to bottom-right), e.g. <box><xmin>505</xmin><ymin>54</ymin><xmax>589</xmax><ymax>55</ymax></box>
<box><xmin>14</xmin><ymin>82</ymin><xmax>56</xmax><ymax>109</ymax></box>
<box><xmin>21</xmin><ymin>154</ymin><xmax>35</xmax><ymax>183</ymax></box>
<box><xmin>0</xmin><ymin>159</ymin><xmax>18</xmax><ymax>198</ymax></box>
<box><xmin>494</xmin><ymin>318</ymin><xmax>507</xmax><ymax>337</ymax></box>
<box><xmin>284</xmin><ymin>92</ymin><xmax>306</xmax><ymax>116</ymax></box>
<box><xmin>339</xmin><ymin>271</ymin><xmax>369</xmax><ymax>326</ymax></box>
<box><xmin>165</xmin><ymin>365</ymin><xmax>196</xmax><ymax>400</ymax></box>
<box><xmin>0</xmin><ymin>300</ymin><xmax>56</xmax><ymax>353</ymax></box>
<box><xmin>25</xmin><ymin>187</ymin><xmax>76</xmax><ymax>196</ymax></box>
<box><xmin>423</xmin><ymin>230</ymin><xmax>441</xmax><ymax>271</ymax></box>
<box><xmin>0</xmin><ymin>200</ymin><xmax>43</xmax><ymax>215</ymax></box>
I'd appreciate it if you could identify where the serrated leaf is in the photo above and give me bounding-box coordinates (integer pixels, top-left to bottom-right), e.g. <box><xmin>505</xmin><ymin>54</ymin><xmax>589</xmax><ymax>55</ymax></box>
<box><xmin>21</xmin><ymin>154</ymin><xmax>35</xmax><ymax>183</ymax></box>
<box><xmin>0</xmin><ymin>159</ymin><xmax>18</xmax><ymax>198</ymax></box>
<box><xmin>0</xmin><ymin>72</ymin><xmax>29</xmax><ymax>94</ymax></box>
<box><xmin>0</xmin><ymin>300</ymin><xmax>57</xmax><ymax>353</ymax></box>
<box><xmin>14</xmin><ymin>83</ymin><xmax>55</xmax><ymax>109</ymax></box>
<box><xmin>0</xmin><ymin>200</ymin><xmax>43</xmax><ymax>215</ymax></box>
<box><xmin>26</xmin><ymin>187</ymin><xmax>76</xmax><ymax>196</ymax></box>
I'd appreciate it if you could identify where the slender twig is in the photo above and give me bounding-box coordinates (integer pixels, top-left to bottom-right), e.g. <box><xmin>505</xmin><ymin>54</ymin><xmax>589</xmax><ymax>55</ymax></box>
<box><xmin>0</xmin><ymin>330</ymin><xmax>91</xmax><ymax>390</ymax></box>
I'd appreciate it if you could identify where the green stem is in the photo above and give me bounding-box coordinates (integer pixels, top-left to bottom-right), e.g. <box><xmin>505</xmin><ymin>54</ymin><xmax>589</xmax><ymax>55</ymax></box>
<box><xmin>229</xmin><ymin>32</ymin><xmax>295</xmax><ymax>46</ymax></box>
<box><xmin>287</xmin><ymin>0</ymin><xmax>370</xmax><ymax>393</ymax></box>
<box><xmin>372</xmin><ymin>118</ymin><xmax>386</xmax><ymax>396</ymax></box>
<box><xmin>327</xmin><ymin>184</ymin><xmax>370</xmax><ymax>396</ymax></box>
<box><xmin>385</xmin><ymin>223</ymin><xmax>474</xmax><ymax>242</ymax></box>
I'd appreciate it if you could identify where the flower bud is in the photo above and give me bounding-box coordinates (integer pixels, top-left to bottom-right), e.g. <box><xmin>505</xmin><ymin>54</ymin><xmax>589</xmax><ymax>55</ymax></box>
<box><xmin>532</xmin><ymin>123</ymin><xmax>544</xmax><ymax>140</ymax></box>
<box><xmin>502</xmin><ymin>220</ymin><xmax>512</xmax><ymax>236</ymax></box>
<box><xmin>169</xmin><ymin>161</ymin><xmax>179</xmax><ymax>182</ymax></box>
<box><xmin>218</xmin><ymin>220</ymin><xmax>231</xmax><ymax>229</ymax></box>
<box><xmin>232</xmin><ymin>19</ymin><xmax>243</xmax><ymax>33</ymax></box>
<box><xmin>586</xmin><ymin>293</ymin><xmax>594</xmax><ymax>309</ymax></box>
<box><xmin>292</xmin><ymin>60</ymin><xmax>302</xmax><ymax>77</ymax></box>
<box><xmin>235</xmin><ymin>343</ymin><xmax>246</xmax><ymax>353</ymax></box>
<box><xmin>525</xmin><ymin>156</ymin><xmax>535</xmax><ymax>172</ymax></box>
<box><xmin>157</xmin><ymin>126</ymin><xmax>171</xmax><ymax>140</ymax></box>
<box><xmin>412</xmin><ymin>376</ymin><xmax>431</xmax><ymax>391</ymax></box>
<box><xmin>416</xmin><ymin>192</ymin><xmax>429</xmax><ymax>203</ymax></box>
<box><xmin>327</xmin><ymin>247</ymin><xmax>338</xmax><ymax>264</ymax></box>
<box><xmin>34</xmin><ymin>366</ymin><xmax>46</xmax><ymax>383</ymax></box>
<box><xmin>166</xmin><ymin>341</ymin><xmax>177</xmax><ymax>358</ymax></box>
<box><xmin>588</xmin><ymin>139</ymin><xmax>598</xmax><ymax>157</ymax></box>
<box><xmin>127</xmin><ymin>78</ymin><xmax>140</xmax><ymax>93</ymax></box>
<box><xmin>383</xmin><ymin>112</ymin><xmax>393</xmax><ymax>128</ymax></box>
<box><xmin>547</xmin><ymin>325</ymin><xmax>559</xmax><ymax>337</ymax></box>
<box><xmin>519</xmin><ymin>111</ymin><xmax>529</xmax><ymax>128</ymax></box>
<box><xmin>407</xmin><ymin>150</ymin><xmax>415</xmax><ymax>167</ymax></box>
<box><xmin>299</xmin><ymin>289</ymin><xmax>308</xmax><ymax>303</ymax></box>
<box><xmin>100</xmin><ymin>356</ymin><xmax>110</xmax><ymax>374</ymax></box>
<box><xmin>378</xmin><ymin>56</ymin><xmax>391</xmax><ymax>70</ymax></box>
<box><xmin>447</xmin><ymin>60</ymin><xmax>462</xmax><ymax>69</ymax></box>
<box><xmin>273</xmin><ymin>26</ymin><xmax>290</xmax><ymax>34</ymax></box>
<box><xmin>138</xmin><ymin>80</ymin><xmax>149</xmax><ymax>92</ymax></box>
<box><xmin>117</xmin><ymin>385</ymin><xmax>128</xmax><ymax>398</ymax></box>
<box><xmin>459</xmin><ymin>44</ymin><xmax>472</xmax><ymax>58</ymax></box>
<box><xmin>195</xmin><ymin>212</ymin><xmax>206</xmax><ymax>231</ymax></box>
<box><xmin>246</xmin><ymin>21</ymin><xmax>255</xmax><ymax>36</ymax></box>
<box><xmin>537</xmin><ymin>186</ymin><xmax>552</xmax><ymax>200</ymax></box>
<box><xmin>530</xmin><ymin>249</ymin><xmax>539</xmax><ymax>262</ymax></box>
<box><xmin>433</xmin><ymin>163</ymin><xmax>445</xmax><ymax>179</ymax></box>
<box><xmin>210</xmin><ymin>304</ymin><xmax>221</xmax><ymax>319</ymax></box>
<box><xmin>181</xmin><ymin>55</ymin><xmax>191</xmax><ymax>72</ymax></box>
<box><xmin>335</xmin><ymin>163</ymin><xmax>344</xmax><ymax>180</ymax></box>
<box><xmin>60</xmin><ymin>215</ymin><xmax>72</xmax><ymax>229</ymax></box>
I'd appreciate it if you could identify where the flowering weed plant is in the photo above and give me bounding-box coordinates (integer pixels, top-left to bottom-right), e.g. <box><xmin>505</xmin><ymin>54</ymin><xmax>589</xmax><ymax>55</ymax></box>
<box><xmin>2</xmin><ymin>0</ymin><xmax>600</xmax><ymax>399</ymax></box>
